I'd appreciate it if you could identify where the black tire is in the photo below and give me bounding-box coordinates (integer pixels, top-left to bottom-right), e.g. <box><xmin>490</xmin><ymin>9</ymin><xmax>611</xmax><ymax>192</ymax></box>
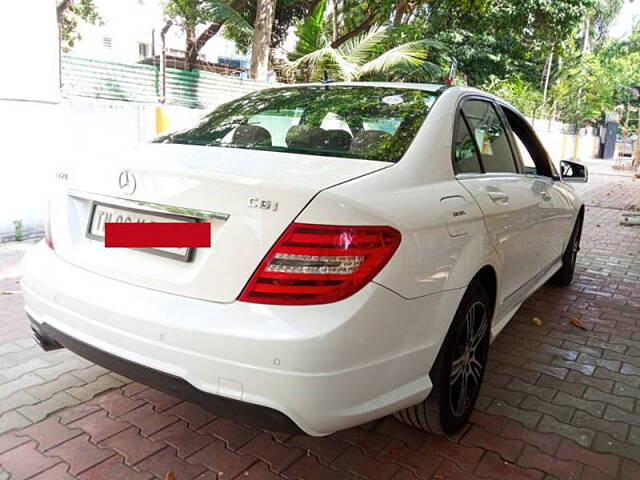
<box><xmin>550</xmin><ymin>213</ymin><xmax>583</xmax><ymax>286</ymax></box>
<box><xmin>394</xmin><ymin>281</ymin><xmax>492</xmax><ymax>435</ymax></box>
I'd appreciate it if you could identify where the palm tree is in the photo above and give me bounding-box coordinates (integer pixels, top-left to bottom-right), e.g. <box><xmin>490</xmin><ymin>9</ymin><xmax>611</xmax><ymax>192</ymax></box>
<box><xmin>284</xmin><ymin>0</ymin><xmax>443</xmax><ymax>83</ymax></box>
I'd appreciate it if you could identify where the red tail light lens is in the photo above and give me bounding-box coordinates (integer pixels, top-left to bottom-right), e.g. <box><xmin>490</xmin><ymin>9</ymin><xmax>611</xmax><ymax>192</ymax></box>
<box><xmin>238</xmin><ymin>223</ymin><xmax>401</xmax><ymax>305</ymax></box>
<box><xmin>44</xmin><ymin>202</ymin><xmax>54</xmax><ymax>250</ymax></box>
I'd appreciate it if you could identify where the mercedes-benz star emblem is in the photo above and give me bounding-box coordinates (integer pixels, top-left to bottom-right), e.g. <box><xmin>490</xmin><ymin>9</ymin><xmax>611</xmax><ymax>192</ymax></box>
<box><xmin>118</xmin><ymin>170</ymin><xmax>136</xmax><ymax>196</ymax></box>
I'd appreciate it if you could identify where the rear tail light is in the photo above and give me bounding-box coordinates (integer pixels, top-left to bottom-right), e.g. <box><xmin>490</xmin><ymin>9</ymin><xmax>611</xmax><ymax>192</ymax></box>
<box><xmin>44</xmin><ymin>202</ymin><xmax>54</xmax><ymax>250</ymax></box>
<box><xmin>238</xmin><ymin>223</ymin><xmax>401</xmax><ymax>305</ymax></box>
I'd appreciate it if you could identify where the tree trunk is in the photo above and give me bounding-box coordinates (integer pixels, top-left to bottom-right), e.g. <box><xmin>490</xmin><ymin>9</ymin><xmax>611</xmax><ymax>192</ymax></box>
<box><xmin>582</xmin><ymin>15</ymin><xmax>591</xmax><ymax>53</ymax></box>
<box><xmin>184</xmin><ymin>22</ymin><xmax>224</xmax><ymax>69</ymax></box>
<box><xmin>331</xmin><ymin>0</ymin><xmax>339</xmax><ymax>42</ymax></box>
<box><xmin>184</xmin><ymin>26</ymin><xmax>196</xmax><ymax>70</ymax></box>
<box><xmin>184</xmin><ymin>0</ymin><xmax>245</xmax><ymax>71</ymax></box>
<box><xmin>393</xmin><ymin>0</ymin><xmax>409</xmax><ymax>26</ymax></box>
<box><xmin>330</xmin><ymin>9</ymin><xmax>377</xmax><ymax>48</ymax></box>
<box><xmin>250</xmin><ymin>0</ymin><xmax>277</xmax><ymax>81</ymax></box>
<box><xmin>56</xmin><ymin>0</ymin><xmax>72</xmax><ymax>25</ymax></box>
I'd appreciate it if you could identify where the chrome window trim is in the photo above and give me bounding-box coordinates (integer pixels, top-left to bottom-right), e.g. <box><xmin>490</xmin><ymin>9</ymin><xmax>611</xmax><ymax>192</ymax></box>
<box><xmin>67</xmin><ymin>190</ymin><xmax>230</xmax><ymax>221</ymax></box>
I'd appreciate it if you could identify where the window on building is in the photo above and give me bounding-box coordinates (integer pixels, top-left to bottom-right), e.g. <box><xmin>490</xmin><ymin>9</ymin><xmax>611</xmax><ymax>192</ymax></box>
<box><xmin>103</xmin><ymin>37</ymin><xmax>112</xmax><ymax>49</ymax></box>
<box><xmin>138</xmin><ymin>42</ymin><xmax>150</xmax><ymax>59</ymax></box>
<box><xmin>168</xmin><ymin>48</ymin><xmax>186</xmax><ymax>58</ymax></box>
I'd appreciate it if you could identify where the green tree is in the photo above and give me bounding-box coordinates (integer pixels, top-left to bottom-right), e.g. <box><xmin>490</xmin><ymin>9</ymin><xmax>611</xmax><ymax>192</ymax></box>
<box><xmin>224</xmin><ymin>0</ymin><xmax>322</xmax><ymax>53</ymax></box>
<box><xmin>553</xmin><ymin>30</ymin><xmax>640</xmax><ymax>123</ymax></box>
<box><xmin>56</xmin><ymin>0</ymin><xmax>101</xmax><ymax>50</ymax></box>
<box><xmin>284</xmin><ymin>0</ymin><xmax>443</xmax><ymax>82</ymax></box>
<box><xmin>164</xmin><ymin>0</ymin><xmax>253</xmax><ymax>70</ymax></box>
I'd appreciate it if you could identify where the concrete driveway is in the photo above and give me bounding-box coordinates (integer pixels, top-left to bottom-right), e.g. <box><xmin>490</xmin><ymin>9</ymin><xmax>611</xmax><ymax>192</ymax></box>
<box><xmin>0</xmin><ymin>169</ymin><xmax>639</xmax><ymax>479</ymax></box>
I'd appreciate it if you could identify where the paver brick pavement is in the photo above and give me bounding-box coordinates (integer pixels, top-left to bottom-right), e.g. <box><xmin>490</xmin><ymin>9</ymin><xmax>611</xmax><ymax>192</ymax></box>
<box><xmin>0</xmin><ymin>175</ymin><xmax>639</xmax><ymax>478</ymax></box>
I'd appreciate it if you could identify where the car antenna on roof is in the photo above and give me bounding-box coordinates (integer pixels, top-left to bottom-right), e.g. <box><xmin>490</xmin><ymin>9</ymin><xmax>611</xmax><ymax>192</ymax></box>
<box><xmin>322</xmin><ymin>70</ymin><xmax>334</xmax><ymax>90</ymax></box>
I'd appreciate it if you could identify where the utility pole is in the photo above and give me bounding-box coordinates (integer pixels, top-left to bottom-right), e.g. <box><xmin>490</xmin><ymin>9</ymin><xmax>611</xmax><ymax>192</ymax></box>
<box><xmin>159</xmin><ymin>20</ymin><xmax>172</xmax><ymax>104</ymax></box>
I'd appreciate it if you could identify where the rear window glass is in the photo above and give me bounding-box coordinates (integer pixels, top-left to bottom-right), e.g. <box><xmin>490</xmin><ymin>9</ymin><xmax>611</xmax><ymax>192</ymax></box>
<box><xmin>154</xmin><ymin>86</ymin><xmax>438</xmax><ymax>163</ymax></box>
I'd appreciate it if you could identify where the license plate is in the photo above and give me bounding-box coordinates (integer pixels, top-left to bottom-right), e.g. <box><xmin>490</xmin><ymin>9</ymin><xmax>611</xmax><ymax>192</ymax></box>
<box><xmin>87</xmin><ymin>202</ymin><xmax>195</xmax><ymax>261</ymax></box>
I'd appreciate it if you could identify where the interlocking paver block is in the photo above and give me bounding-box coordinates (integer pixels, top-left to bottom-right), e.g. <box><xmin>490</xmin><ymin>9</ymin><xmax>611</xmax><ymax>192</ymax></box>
<box><xmin>117</xmin><ymin>404</ymin><xmax>179</xmax><ymax>437</ymax></box>
<box><xmin>18</xmin><ymin>416</ymin><xmax>82</xmax><ymax>451</ymax></box>
<box><xmin>556</xmin><ymin>438</ymin><xmax>621</xmax><ymax>478</ymax></box>
<box><xmin>284</xmin><ymin>454</ymin><xmax>353</xmax><ymax>480</ymax></box>
<box><xmin>537</xmin><ymin>414</ymin><xmax>595</xmax><ymax>448</ymax></box>
<box><xmin>286</xmin><ymin>433</ymin><xmax>351</xmax><ymax>465</ymax></box>
<box><xmin>67</xmin><ymin>374</ymin><xmax>125</xmax><ymax>402</ymax></box>
<box><xmin>132</xmin><ymin>388</ymin><xmax>182</xmax><ymax>411</ymax></box>
<box><xmin>150</xmin><ymin>420</ymin><xmax>214</xmax><ymax>458</ymax></box>
<box><xmin>198</xmin><ymin>417</ymin><xmax>261</xmax><ymax>450</ymax></box>
<box><xmin>377</xmin><ymin>440</ymin><xmax>443</xmax><ymax>480</ymax></box>
<box><xmin>26</xmin><ymin>373</ymin><xmax>85</xmax><ymax>401</ymax></box>
<box><xmin>29</xmin><ymin>463</ymin><xmax>75</xmax><ymax>480</ymax></box>
<box><xmin>0</xmin><ymin>390</ymin><xmax>39</xmax><ymax>416</ymax></box>
<box><xmin>486</xmin><ymin>399</ymin><xmax>542</xmax><ymax>429</ymax></box>
<box><xmin>69</xmin><ymin>409</ymin><xmax>130</xmax><ymax>443</ymax></box>
<box><xmin>136</xmin><ymin>446</ymin><xmax>208</xmax><ymax>479</ymax></box>
<box><xmin>584</xmin><ymin>387</ymin><xmax>635</xmax><ymax>411</ymax></box>
<box><xmin>17</xmin><ymin>392</ymin><xmax>80</xmax><ymax>423</ymax></box>
<box><xmin>0</xmin><ymin>373</ymin><xmax>44</xmax><ymax>400</ymax></box>
<box><xmin>461</xmin><ymin>425</ymin><xmax>524</xmax><ymax>462</ymax></box>
<box><xmin>187</xmin><ymin>439</ymin><xmax>256</xmax><ymax>477</ymax></box>
<box><xmin>331</xmin><ymin>427</ymin><xmax>393</xmax><ymax>456</ymax></box>
<box><xmin>0</xmin><ymin>410</ymin><xmax>31</xmax><ymax>435</ymax></box>
<box><xmin>100</xmin><ymin>426</ymin><xmax>165</xmax><ymax>466</ymax></box>
<box><xmin>553</xmin><ymin>391</ymin><xmax>605</xmax><ymax>417</ymax></box>
<box><xmin>571</xmin><ymin>410</ymin><xmax>629</xmax><ymax>441</ymax></box>
<box><xmin>518</xmin><ymin>444</ymin><xmax>582</xmax><ymax>479</ymax></box>
<box><xmin>238</xmin><ymin>432</ymin><xmax>304</xmax><ymax>472</ymax></box>
<box><xmin>332</xmin><ymin>446</ymin><xmax>400</xmax><ymax>480</ymax></box>
<box><xmin>78</xmin><ymin>456</ymin><xmax>153</xmax><ymax>480</ymax></box>
<box><xmin>164</xmin><ymin>401</ymin><xmax>215</xmax><ymax>430</ymax></box>
<box><xmin>87</xmin><ymin>390</ymin><xmax>145</xmax><ymax>418</ymax></box>
<box><xmin>476</xmin><ymin>451</ymin><xmax>543</xmax><ymax>480</ymax></box>
<box><xmin>0</xmin><ymin>441</ymin><xmax>61</xmax><ymax>480</ymax></box>
<box><xmin>47</xmin><ymin>434</ymin><xmax>116</xmax><ymax>475</ymax></box>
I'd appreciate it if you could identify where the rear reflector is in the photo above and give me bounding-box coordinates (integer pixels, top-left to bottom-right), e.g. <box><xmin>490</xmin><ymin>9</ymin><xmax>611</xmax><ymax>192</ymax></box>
<box><xmin>238</xmin><ymin>223</ymin><xmax>401</xmax><ymax>305</ymax></box>
<box><xmin>105</xmin><ymin>222</ymin><xmax>211</xmax><ymax>248</ymax></box>
<box><xmin>44</xmin><ymin>202</ymin><xmax>54</xmax><ymax>250</ymax></box>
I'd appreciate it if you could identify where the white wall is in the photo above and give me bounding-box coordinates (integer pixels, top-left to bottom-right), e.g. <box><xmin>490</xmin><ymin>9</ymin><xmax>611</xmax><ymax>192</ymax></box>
<box><xmin>0</xmin><ymin>0</ymin><xmax>59</xmax><ymax>102</ymax></box>
<box><xmin>1</xmin><ymin>97</ymin><xmax>156</xmax><ymax>241</ymax></box>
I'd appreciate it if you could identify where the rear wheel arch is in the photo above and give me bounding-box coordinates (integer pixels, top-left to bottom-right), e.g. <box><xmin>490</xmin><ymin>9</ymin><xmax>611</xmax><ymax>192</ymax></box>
<box><xmin>472</xmin><ymin>265</ymin><xmax>497</xmax><ymax>320</ymax></box>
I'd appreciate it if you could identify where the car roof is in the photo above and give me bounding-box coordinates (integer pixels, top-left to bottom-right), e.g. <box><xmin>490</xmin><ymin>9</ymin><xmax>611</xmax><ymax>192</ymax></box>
<box><xmin>265</xmin><ymin>82</ymin><xmax>448</xmax><ymax>93</ymax></box>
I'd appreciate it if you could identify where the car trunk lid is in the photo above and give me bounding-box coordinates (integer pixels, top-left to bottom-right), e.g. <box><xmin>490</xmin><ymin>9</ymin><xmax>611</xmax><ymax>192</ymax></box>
<box><xmin>50</xmin><ymin>143</ymin><xmax>389</xmax><ymax>303</ymax></box>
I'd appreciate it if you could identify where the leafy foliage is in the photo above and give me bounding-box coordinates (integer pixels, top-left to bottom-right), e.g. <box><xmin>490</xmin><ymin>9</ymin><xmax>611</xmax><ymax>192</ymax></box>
<box><xmin>57</xmin><ymin>0</ymin><xmax>102</xmax><ymax>50</ymax></box>
<box><xmin>553</xmin><ymin>29</ymin><xmax>640</xmax><ymax>123</ymax></box>
<box><xmin>164</xmin><ymin>0</ymin><xmax>253</xmax><ymax>40</ymax></box>
<box><xmin>224</xmin><ymin>0</ymin><xmax>320</xmax><ymax>54</ymax></box>
<box><xmin>284</xmin><ymin>0</ymin><xmax>444</xmax><ymax>82</ymax></box>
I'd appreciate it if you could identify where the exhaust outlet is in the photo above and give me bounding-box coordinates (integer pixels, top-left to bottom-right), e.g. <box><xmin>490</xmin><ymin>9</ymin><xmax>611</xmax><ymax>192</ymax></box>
<box><xmin>31</xmin><ymin>326</ymin><xmax>63</xmax><ymax>352</ymax></box>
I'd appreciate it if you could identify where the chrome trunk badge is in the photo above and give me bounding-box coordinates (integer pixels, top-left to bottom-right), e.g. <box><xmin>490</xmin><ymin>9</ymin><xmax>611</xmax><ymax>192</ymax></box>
<box><xmin>118</xmin><ymin>170</ymin><xmax>136</xmax><ymax>196</ymax></box>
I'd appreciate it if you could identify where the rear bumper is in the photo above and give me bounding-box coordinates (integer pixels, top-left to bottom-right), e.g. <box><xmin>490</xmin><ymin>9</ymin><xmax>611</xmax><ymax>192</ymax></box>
<box><xmin>22</xmin><ymin>242</ymin><xmax>464</xmax><ymax>435</ymax></box>
<box><xmin>30</xmin><ymin>318</ymin><xmax>301</xmax><ymax>433</ymax></box>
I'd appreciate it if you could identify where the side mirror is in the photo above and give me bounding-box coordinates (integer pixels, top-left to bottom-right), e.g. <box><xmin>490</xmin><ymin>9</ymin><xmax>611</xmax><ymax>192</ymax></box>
<box><xmin>559</xmin><ymin>160</ymin><xmax>588</xmax><ymax>183</ymax></box>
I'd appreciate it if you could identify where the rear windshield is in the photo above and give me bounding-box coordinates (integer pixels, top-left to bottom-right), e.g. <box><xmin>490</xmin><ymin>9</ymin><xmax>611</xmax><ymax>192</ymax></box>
<box><xmin>154</xmin><ymin>86</ymin><xmax>438</xmax><ymax>163</ymax></box>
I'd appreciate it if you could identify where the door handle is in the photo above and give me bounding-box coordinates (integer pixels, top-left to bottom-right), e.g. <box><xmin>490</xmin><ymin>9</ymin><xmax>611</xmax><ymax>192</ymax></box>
<box><xmin>487</xmin><ymin>190</ymin><xmax>509</xmax><ymax>204</ymax></box>
<box><xmin>540</xmin><ymin>191</ymin><xmax>552</xmax><ymax>201</ymax></box>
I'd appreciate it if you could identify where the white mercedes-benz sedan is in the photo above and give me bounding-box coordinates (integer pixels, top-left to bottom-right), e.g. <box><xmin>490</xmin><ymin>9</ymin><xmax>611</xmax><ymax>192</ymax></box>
<box><xmin>22</xmin><ymin>83</ymin><xmax>587</xmax><ymax>436</ymax></box>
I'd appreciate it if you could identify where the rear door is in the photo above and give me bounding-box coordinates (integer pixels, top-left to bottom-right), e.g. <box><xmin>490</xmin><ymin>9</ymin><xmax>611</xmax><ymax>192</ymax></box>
<box><xmin>454</xmin><ymin>98</ymin><xmax>547</xmax><ymax>303</ymax></box>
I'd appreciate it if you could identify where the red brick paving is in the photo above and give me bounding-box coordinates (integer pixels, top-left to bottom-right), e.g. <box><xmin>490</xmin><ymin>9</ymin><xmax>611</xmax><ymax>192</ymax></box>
<box><xmin>0</xmin><ymin>176</ymin><xmax>639</xmax><ymax>479</ymax></box>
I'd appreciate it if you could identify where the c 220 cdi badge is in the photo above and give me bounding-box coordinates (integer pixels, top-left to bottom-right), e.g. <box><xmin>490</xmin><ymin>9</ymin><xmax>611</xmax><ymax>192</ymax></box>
<box><xmin>23</xmin><ymin>83</ymin><xmax>587</xmax><ymax>436</ymax></box>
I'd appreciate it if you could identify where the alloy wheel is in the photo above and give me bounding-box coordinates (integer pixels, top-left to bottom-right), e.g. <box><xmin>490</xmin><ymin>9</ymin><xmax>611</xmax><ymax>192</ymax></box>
<box><xmin>449</xmin><ymin>301</ymin><xmax>488</xmax><ymax>417</ymax></box>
